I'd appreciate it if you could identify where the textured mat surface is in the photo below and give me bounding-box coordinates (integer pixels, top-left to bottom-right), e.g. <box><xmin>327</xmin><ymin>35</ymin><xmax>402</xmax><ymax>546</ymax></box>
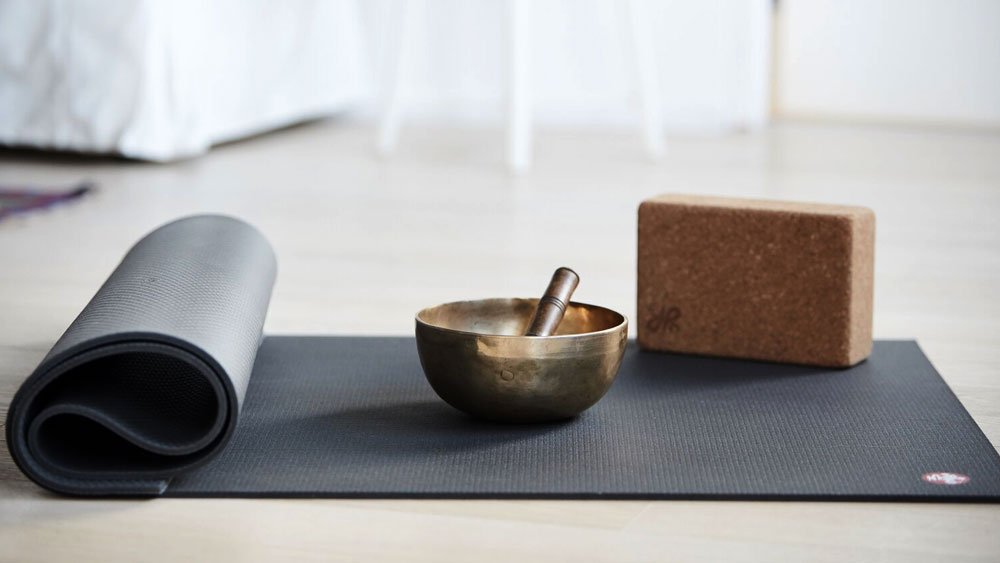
<box><xmin>167</xmin><ymin>337</ymin><xmax>1000</xmax><ymax>500</ymax></box>
<box><xmin>7</xmin><ymin>215</ymin><xmax>1000</xmax><ymax>500</ymax></box>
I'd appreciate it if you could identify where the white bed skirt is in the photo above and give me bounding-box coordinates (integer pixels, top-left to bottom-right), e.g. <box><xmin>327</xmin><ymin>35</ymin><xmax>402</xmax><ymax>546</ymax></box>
<box><xmin>0</xmin><ymin>0</ymin><xmax>367</xmax><ymax>161</ymax></box>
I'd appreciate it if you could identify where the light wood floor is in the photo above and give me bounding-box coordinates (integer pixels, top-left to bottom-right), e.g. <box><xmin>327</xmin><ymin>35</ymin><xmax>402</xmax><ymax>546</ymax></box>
<box><xmin>1</xmin><ymin>121</ymin><xmax>998</xmax><ymax>562</ymax></box>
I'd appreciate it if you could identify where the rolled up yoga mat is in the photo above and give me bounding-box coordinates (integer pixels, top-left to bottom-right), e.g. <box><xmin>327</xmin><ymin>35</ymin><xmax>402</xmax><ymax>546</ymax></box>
<box><xmin>6</xmin><ymin>215</ymin><xmax>1000</xmax><ymax>499</ymax></box>
<box><xmin>6</xmin><ymin>216</ymin><xmax>276</xmax><ymax>495</ymax></box>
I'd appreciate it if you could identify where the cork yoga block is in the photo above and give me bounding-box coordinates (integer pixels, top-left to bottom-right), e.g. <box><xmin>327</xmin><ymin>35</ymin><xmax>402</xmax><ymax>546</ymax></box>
<box><xmin>637</xmin><ymin>194</ymin><xmax>875</xmax><ymax>368</ymax></box>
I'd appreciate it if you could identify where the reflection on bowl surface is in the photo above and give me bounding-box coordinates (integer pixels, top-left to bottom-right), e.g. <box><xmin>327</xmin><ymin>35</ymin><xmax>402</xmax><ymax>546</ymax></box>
<box><xmin>415</xmin><ymin>298</ymin><xmax>628</xmax><ymax>423</ymax></box>
<box><xmin>417</xmin><ymin>297</ymin><xmax>624</xmax><ymax>337</ymax></box>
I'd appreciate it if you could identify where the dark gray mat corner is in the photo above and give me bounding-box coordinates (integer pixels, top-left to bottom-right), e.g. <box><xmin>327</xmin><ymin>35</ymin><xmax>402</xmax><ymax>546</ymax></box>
<box><xmin>7</xmin><ymin>215</ymin><xmax>1000</xmax><ymax>500</ymax></box>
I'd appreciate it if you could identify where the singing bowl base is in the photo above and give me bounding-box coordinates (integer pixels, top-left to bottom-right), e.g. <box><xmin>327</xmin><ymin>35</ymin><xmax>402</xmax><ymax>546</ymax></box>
<box><xmin>415</xmin><ymin>298</ymin><xmax>628</xmax><ymax>423</ymax></box>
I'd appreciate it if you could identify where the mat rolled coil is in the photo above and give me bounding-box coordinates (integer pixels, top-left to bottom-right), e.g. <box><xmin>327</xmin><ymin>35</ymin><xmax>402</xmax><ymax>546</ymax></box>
<box><xmin>5</xmin><ymin>215</ymin><xmax>276</xmax><ymax>495</ymax></box>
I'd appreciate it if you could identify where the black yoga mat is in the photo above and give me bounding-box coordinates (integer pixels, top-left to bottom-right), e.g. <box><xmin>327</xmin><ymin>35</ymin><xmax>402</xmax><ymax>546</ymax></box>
<box><xmin>7</xmin><ymin>216</ymin><xmax>1000</xmax><ymax>500</ymax></box>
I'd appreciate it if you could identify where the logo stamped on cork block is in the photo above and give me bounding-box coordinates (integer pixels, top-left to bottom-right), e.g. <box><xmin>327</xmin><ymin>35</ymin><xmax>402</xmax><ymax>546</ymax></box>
<box><xmin>645</xmin><ymin>303</ymin><xmax>681</xmax><ymax>334</ymax></box>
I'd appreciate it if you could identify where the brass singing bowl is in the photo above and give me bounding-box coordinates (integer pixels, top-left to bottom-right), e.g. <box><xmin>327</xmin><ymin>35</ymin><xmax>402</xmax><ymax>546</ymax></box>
<box><xmin>415</xmin><ymin>298</ymin><xmax>628</xmax><ymax>423</ymax></box>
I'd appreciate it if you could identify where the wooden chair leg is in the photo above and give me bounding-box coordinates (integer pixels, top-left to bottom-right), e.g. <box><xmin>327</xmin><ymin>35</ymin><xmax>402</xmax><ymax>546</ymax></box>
<box><xmin>376</xmin><ymin>0</ymin><xmax>416</xmax><ymax>156</ymax></box>
<box><xmin>626</xmin><ymin>0</ymin><xmax>665</xmax><ymax>159</ymax></box>
<box><xmin>507</xmin><ymin>0</ymin><xmax>532</xmax><ymax>174</ymax></box>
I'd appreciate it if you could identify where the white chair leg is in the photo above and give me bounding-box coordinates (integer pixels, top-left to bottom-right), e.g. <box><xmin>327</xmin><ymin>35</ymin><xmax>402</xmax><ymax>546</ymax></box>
<box><xmin>625</xmin><ymin>0</ymin><xmax>664</xmax><ymax>159</ymax></box>
<box><xmin>507</xmin><ymin>0</ymin><xmax>532</xmax><ymax>174</ymax></box>
<box><xmin>376</xmin><ymin>0</ymin><xmax>416</xmax><ymax>156</ymax></box>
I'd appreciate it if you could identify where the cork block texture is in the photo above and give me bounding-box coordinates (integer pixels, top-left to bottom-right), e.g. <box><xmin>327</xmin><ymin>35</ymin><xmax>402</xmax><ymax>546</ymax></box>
<box><xmin>637</xmin><ymin>194</ymin><xmax>875</xmax><ymax>367</ymax></box>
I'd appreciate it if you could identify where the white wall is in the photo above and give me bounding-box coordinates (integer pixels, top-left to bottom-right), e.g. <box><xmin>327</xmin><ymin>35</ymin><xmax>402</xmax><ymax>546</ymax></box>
<box><xmin>359</xmin><ymin>0</ymin><xmax>771</xmax><ymax>132</ymax></box>
<box><xmin>776</xmin><ymin>0</ymin><xmax>1000</xmax><ymax>128</ymax></box>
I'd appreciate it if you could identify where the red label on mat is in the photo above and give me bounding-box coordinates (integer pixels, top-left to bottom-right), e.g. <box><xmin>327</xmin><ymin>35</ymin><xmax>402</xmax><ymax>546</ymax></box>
<box><xmin>921</xmin><ymin>472</ymin><xmax>970</xmax><ymax>486</ymax></box>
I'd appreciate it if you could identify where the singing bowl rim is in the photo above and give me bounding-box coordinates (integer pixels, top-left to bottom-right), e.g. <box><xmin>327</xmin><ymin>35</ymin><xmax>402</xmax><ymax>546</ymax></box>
<box><xmin>415</xmin><ymin>297</ymin><xmax>627</xmax><ymax>341</ymax></box>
